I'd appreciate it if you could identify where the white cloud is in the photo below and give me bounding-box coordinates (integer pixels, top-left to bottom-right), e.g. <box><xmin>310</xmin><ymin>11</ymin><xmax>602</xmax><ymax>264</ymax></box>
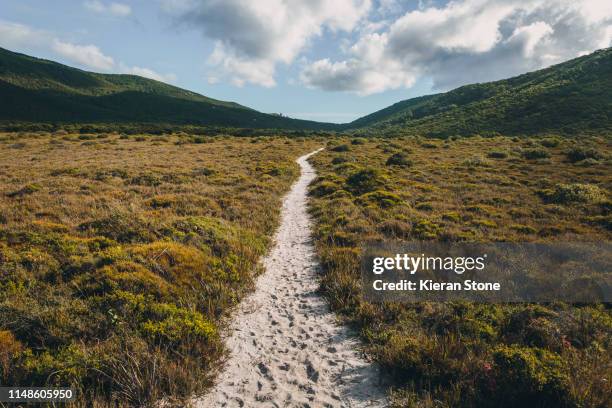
<box><xmin>0</xmin><ymin>20</ymin><xmax>176</xmax><ymax>84</ymax></box>
<box><xmin>506</xmin><ymin>21</ymin><xmax>553</xmax><ymax>57</ymax></box>
<box><xmin>301</xmin><ymin>32</ymin><xmax>416</xmax><ymax>95</ymax></box>
<box><xmin>52</xmin><ymin>39</ymin><xmax>115</xmax><ymax>70</ymax></box>
<box><xmin>0</xmin><ymin>20</ymin><xmax>47</xmax><ymax>49</ymax></box>
<box><xmin>84</xmin><ymin>1</ymin><xmax>131</xmax><ymax>17</ymax></box>
<box><xmin>301</xmin><ymin>0</ymin><xmax>612</xmax><ymax>94</ymax></box>
<box><xmin>164</xmin><ymin>0</ymin><xmax>371</xmax><ymax>87</ymax></box>
<box><xmin>0</xmin><ymin>20</ymin><xmax>116</xmax><ymax>72</ymax></box>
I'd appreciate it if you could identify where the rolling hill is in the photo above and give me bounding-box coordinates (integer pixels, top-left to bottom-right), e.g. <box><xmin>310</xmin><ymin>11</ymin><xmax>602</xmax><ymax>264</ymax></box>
<box><xmin>1</xmin><ymin>46</ymin><xmax>610</xmax><ymax>136</ymax></box>
<box><xmin>346</xmin><ymin>47</ymin><xmax>612</xmax><ymax>137</ymax></box>
<box><xmin>0</xmin><ymin>47</ymin><xmax>337</xmax><ymax>130</ymax></box>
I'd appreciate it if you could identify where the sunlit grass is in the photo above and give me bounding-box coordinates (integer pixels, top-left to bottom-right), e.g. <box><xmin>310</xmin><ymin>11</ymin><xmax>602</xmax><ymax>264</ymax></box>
<box><xmin>0</xmin><ymin>131</ymin><xmax>320</xmax><ymax>406</ymax></box>
<box><xmin>309</xmin><ymin>135</ymin><xmax>611</xmax><ymax>408</ymax></box>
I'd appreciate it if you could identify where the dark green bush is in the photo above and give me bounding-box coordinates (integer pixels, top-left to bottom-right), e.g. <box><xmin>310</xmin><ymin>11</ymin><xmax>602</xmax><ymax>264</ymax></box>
<box><xmin>540</xmin><ymin>138</ymin><xmax>561</xmax><ymax>147</ymax></box>
<box><xmin>346</xmin><ymin>168</ymin><xmax>387</xmax><ymax>195</ymax></box>
<box><xmin>543</xmin><ymin>183</ymin><xmax>606</xmax><ymax>204</ymax></box>
<box><xmin>356</xmin><ymin>190</ymin><xmax>403</xmax><ymax>208</ymax></box>
<box><xmin>491</xmin><ymin>345</ymin><xmax>571</xmax><ymax>407</ymax></box>
<box><xmin>488</xmin><ymin>150</ymin><xmax>509</xmax><ymax>159</ymax></box>
<box><xmin>566</xmin><ymin>147</ymin><xmax>604</xmax><ymax>163</ymax></box>
<box><xmin>522</xmin><ymin>148</ymin><xmax>551</xmax><ymax>160</ymax></box>
<box><xmin>331</xmin><ymin>144</ymin><xmax>350</xmax><ymax>152</ymax></box>
<box><xmin>331</xmin><ymin>156</ymin><xmax>348</xmax><ymax>165</ymax></box>
<box><xmin>386</xmin><ymin>153</ymin><xmax>413</xmax><ymax>167</ymax></box>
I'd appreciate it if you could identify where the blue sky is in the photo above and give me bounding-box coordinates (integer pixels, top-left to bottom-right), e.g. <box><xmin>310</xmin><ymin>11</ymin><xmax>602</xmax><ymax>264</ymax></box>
<box><xmin>1</xmin><ymin>0</ymin><xmax>610</xmax><ymax>123</ymax></box>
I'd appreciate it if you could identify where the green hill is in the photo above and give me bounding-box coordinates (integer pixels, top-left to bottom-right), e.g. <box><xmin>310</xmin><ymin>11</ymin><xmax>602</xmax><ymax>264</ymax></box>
<box><xmin>1</xmin><ymin>46</ymin><xmax>610</xmax><ymax>135</ymax></box>
<box><xmin>346</xmin><ymin>48</ymin><xmax>612</xmax><ymax>137</ymax></box>
<box><xmin>0</xmin><ymin>47</ymin><xmax>337</xmax><ymax>130</ymax></box>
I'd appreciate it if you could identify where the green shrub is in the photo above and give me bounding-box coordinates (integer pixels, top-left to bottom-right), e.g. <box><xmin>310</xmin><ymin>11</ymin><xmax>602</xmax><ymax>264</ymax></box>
<box><xmin>331</xmin><ymin>144</ymin><xmax>350</xmax><ymax>152</ymax></box>
<box><xmin>346</xmin><ymin>168</ymin><xmax>387</xmax><ymax>195</ymax></box>
<box><xmin>386</xmin><ymin>153</ymin><xmax>413</xmax><ymax>167</ymax></box>
<box><xmin>540</xmin><ymin>138</ymin><xmax>561</xmax><ymax>148</ymax></box>
<box><xmin>413</xmin><ymin>219</ymin><xmax>442</xmax><ymax>239</ymax></box>
<box><xmin>442</xmin><ymin>212</ymin><xmax>461</xmax><ymax>222</ymax></box>
<box><xmin>510</xmin><ymin>224</ymin><xmax>537</xmax><ymax>234</ymax></box>
<box><xmin>522</xmin><ymin>148</ymin><xmax>551</xmax><ymax>160</ymax></box>
<box><xmin>311</xmin><ymin>181</ymin><xmax>339</xmax><ymax>197</ymax></box>
<box><xmin>488</xmin><ymin>150</ymin><xmax>509</xmax><ymax>159</ymax></box>
<box><xmin>351</xmin><ymin>138</ymin><xmax>367</xmax><ymax>145</ymax></box>
<box><xmin>415</xmin><ymin>202</ymin><xmax>433</xmax><ymax>211</ymax></box>
<box><xmin>491</xmin><ymin>345</ymin><xmax>571</xmax><ymax>406</ymax></box>
<box><xmin>566</xmin><ymin>147</ymin><xmax>604</xmax><ymax>163</ymax></box>
<box><xmin>140</xmin><ymin>303</ymin><xmax>216</xmax><ymax>343</ymax></box>
<box><xmin>543</xmin><ymin>183</ymin><xmax>606</xmax><ymax>204</ymax></box>
<box><xmin>462</xmin><ymin>156</ymin><xmax>491</xmax><ymax>167</ymax></box>
<box><xmin>331</xmin><ymin>156</ymin><xmax>348</xmax><ymax>165</ymax></box>
<box><xmin>130</xmin><ymin>173</ymin><xmax>161</xmax><ymax>186</ymax></box>
<box><xmin>357</xmin><ymin>190</ymin><xmax>403</xmax><ymax>208</ymax></box>
<box><xmin>79</xmin><ymin>212</ymin><xmax>155</xmax><ymax>243</ymax></box>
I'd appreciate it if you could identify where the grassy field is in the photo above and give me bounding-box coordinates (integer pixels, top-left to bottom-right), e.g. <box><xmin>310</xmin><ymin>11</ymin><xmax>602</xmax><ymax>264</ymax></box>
<box><xmin>308</xmin><ymin>135</ymin><xmax>611</xmax><ymax>407</ymax></box>
<box><xmin>0</xmin><ymin>131</ymin><xmax>320</xmax><ymax>406</ymax></box>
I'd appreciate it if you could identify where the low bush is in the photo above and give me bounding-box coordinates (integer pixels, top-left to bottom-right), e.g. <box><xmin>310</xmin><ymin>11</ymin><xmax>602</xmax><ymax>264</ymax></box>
<box><xmin>540</xmin><ymin>138</ymin><xmax>561</xmax><ymax>147</ymax></box>
<box><xmin>0</xmin><ymin>133</ymin><xmax>320</xmax><ymax>405</ymax></box>
<box><xmin>566</xmin><ymin>147</ymin><xmax>604</xmax><ymax>163</ymax></box>
<box><xmin>346</xmin><ymin>168</ymin><xmax>387</xmax><ymax>195</ymax></box>
<box><xmin>491</xmin><ymin>345</ymin><xmax>571</xmax><ymax>407</ymax></box>
<box><xmin>356</xmin><ymin>190</ymin><xmax>403</xmax><ymax>208</ymax></box>
<box><xmin>331</xmin><ymin>144</ymin><xmax>350</xmax><ymax>152</ymax></box>
<box><xmin>307</xmin><ymin>135</ymin><xmax>611</xmax><ymax>408</ymax></box>
<box><xmin>522</xmin><ymin>148</ymin><xmax>551</xmax><ymax>160</ymax></box>
<box><xmin>386</xmin><ymin>152</ymin><xmax>413</xmax><ymax>167</ymax></box>
<box><xmin>543</xmin><ymin>183</ymin><xmax>607</xmax><ymax>204</ymax></box>
<box><xmin>488</xmin><ymin>150</ymin><xmax>509</xmax><ymax>159</ymax></box>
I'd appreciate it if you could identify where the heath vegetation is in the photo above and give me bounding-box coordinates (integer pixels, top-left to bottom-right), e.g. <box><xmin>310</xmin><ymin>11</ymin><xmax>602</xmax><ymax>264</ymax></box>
<box><xmin>0</xmin><ymin>131</ymin><xmax>319</xmax><ymax>406</ymax></box>
<box><xmin>308</xmin><ymin>135</ymin><xmax>611</xmax><ymax>408</ymax></box>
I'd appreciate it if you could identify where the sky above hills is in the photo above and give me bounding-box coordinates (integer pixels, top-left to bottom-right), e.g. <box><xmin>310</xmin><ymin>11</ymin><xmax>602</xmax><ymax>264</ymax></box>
<box><xmin>1</xmin><ymin>0</ymin><xmax>611</xmax><ymax>123</ymax></box>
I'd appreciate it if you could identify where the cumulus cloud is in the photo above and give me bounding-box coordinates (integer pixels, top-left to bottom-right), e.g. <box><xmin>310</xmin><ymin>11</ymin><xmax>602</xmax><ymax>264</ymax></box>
<box><xmin>0</xmin><ymin>20</ymin><xmax>116</xmax><ymax>71</ymax></box>
<box><xmin>84</xmin><ymin>1</ymin><xmax>132</xmax><ymax>17</ymax></box>
<box><xmin>164</xmin><ymin>0</ymin><xmax>371</xmax><ymax>87</ymax></box>
<box><xmin>0</xmin><ymin>20</ymin><xmax>47</xmax><ymax>48</ymax></box>
<box><xmin>0</xmin><ymin>20</ymin><xmax>176</xmax><ymax>83</ymax></box>
<box><xmin>52</xmin><ymin>40</ymin><xmax>115</xmax><ymax>70</ymax></box>
<box><xmin>301</xmin><ymin>0</ymin><xmax>612</xmax><ymax>94</ymax></box>
<box><xmin>300</xmin><ymin>32</ymin><xmax>416</xmax><ymax>95</ymax></box>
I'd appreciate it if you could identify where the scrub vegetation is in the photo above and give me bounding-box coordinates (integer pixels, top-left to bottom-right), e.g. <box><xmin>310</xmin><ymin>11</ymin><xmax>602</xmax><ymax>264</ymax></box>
<box><xmin>308</xmin><ymin>135</ymin><xmax>612</xmax><ymax>407</ymax></box>
<box><xmin>346</xmin><ymin>48</ymin><xmax>612</xmax><ymax>137</ymax></box>
<box><xmin>0</xmin><ymin>131</ymin><xmax>319</xmax><ymax>406</ymax></box>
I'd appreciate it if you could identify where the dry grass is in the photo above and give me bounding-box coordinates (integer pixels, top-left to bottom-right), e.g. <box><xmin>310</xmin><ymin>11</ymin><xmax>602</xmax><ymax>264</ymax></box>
<box><xmin>0</xmin><ymin>131</ymin><xmax>320</xmax><ymax>406</ymax></box>
<box><xmin>309</xmin><ymin>135</ymin><xmax>611</xmax><ymax>408</ymax></box>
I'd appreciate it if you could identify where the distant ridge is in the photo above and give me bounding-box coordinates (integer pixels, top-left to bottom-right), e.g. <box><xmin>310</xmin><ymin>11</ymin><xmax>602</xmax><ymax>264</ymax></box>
<box><xmin>1</xmin><ymin>46</ymin><xmax>610</xmax><ymax>136</ymax></box>
<box><xmin>0</xmin><ymin>47</ymin><xmax>337</xmax><ymax>130</ymax></box>
<box><xmin>345</xmin><ymin>48</ymin><xmax>612</xmax><ymax>136</ymax></box>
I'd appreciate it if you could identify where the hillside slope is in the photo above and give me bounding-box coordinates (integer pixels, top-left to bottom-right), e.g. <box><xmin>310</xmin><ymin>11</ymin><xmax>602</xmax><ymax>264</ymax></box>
<box><xmin>347</xmin><ymin>48</ymin><xmax>612</xmax><ymax>136</ymax></box>
<box><xmin>0</xmin><ymin>47</ymin><xmax>336</xmax><ymax>130</ymax></box>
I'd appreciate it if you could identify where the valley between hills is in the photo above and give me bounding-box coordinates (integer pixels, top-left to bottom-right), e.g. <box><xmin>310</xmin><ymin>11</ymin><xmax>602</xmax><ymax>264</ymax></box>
<box><xmin>0</xmin><ymin>46</ymin><xmax>610</xmax><ymax>407</ymax></box>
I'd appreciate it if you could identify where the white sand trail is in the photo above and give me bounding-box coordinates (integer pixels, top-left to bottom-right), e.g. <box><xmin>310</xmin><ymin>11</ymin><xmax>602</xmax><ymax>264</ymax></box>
<box><xmin>198</xmin><ymin>149</ymin><xmax>386</xmax><ymax>408</ymax></box>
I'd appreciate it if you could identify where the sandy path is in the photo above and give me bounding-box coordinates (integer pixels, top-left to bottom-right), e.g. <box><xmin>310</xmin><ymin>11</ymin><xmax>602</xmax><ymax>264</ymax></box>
<box><xmin>198</xmin><ymin>149</ymin><xmax>385</xmax><ymax>407</ymax></box>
